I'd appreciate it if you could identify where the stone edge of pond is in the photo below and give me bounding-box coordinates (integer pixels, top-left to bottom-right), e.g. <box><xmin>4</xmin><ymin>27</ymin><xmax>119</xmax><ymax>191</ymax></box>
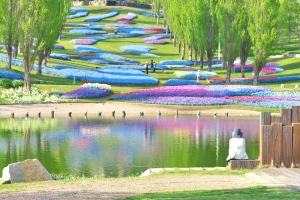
<box><xmin>140</xmin><ymin>167</ymin><xmax>228</xmax><ymax>177</ymax></box>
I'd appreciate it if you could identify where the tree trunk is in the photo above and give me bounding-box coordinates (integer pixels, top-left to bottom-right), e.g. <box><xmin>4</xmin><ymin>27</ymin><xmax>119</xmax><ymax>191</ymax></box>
<box><xmin>24</xmin><ymin>59</ymin><xmax>32</xmax><ymax>91</ymax></box>
<box><xmin>5</xmin><ymin>46</ymin><xmax>12</xmax><ymax>69</ymax></box>
<box><xmin>12</xmin><ymin>43</ymin><xmax>18</xmax><ymax>58</ymax></box>
<box><xmin>194</xmin><ymin>50</ymin><xmax>198</xmax><ymax>66</ymax></box>
<box><xmin>178</xmin><ymin>41</ymin><xmax>181</xmax><ymax>53</ymax></box>
<box><xmin>188</xmin><ymin>45</ymin><xmax>192</xmax><ymax>61</ymax></box>
<box><xmin>200</xmin><ymin>53</ymin><xmax>204</xmax><ymax>70</ymax></box>
<box><xmin>253</xmin><ymin>70</ymin><xmax>259</xmax><ymax>85</ymax></box>
<box><xmin>166</xmin><ymin>24</ymin><xmax>169</xmax><ymax>34</ymax></box>
<box><xmin>181</xmin><ymin>43</ymin><xmax>185</xmax><ymax>60</ymax></box>
<box><xmin>36</xmin><ymin>52</ymin><xmax>44</xmax><ymax>76</ymax></box>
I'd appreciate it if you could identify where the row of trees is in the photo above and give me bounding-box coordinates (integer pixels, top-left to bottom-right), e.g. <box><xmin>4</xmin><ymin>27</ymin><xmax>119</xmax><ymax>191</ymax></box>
<box><xmin>0</xmin><ymin>0</ymin><xmax>72</xmax><ymax>91</ymax></box>
<box><xmin>139</xmin><ymin>0</ymin><xmax>300</xmax><ymax>85</ymax></box>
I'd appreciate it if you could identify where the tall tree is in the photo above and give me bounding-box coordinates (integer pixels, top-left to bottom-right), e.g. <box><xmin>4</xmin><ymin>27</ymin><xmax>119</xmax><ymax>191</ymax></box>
<box><xmin>248</xmin><ymin>0</ymin><xmax>280</xmax><ymax>85</ymax></box>
<box><xmin>36</xmin><ymin>0</ymin><xmax>71</xmax><ymax>75</ymax></box>
<box><xmin>216</xmin><ymin>0</ymin><xmax>244</xmax><ymax>83</ymax></box>
<box><xmin>0</xmin><ymin>0</ymin><xmax>19</xmax><ymax>69</ymax></box>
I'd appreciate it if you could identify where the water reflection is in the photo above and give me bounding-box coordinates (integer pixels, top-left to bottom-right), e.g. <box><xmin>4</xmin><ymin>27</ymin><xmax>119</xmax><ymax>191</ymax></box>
<box><xmin>0</xmin><ymin>116</ymin><xmax>259</xmax><ymax>177</ymax></box>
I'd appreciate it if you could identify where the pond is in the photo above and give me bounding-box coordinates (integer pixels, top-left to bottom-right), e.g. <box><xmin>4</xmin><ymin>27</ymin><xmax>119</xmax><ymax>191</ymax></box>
<box><xmin>0</xmin><ymin>115</ymin><xmax>260</xmax><ymax>178</ymax></box>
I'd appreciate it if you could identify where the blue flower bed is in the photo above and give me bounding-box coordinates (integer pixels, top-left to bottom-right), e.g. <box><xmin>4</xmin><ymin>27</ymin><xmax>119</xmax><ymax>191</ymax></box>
<box><xmin>137</xmin><ymin>10</ymin><xmax>164</xmax><ymax>18</ymax></box>
<box><xmin>174</xmin><ymin>71</ymin><xmax>217</xmax><ymax>80</ymax></box>
<box><xmin>120</xmin><ymin>45</ymin><xmax>160</xmax><ymax>57</ymax></box>
<box><xmin>67</xmin><ymin>8</ymin><xmax>89</xmax><ymax>19</ymax></box>
<box><xmin>49</xmin><ymin>53</ymin><xmax>71</xmax><ymax>60</ymax></box>
<box><xmin>88</xmin><ymin>59</ymin><xmax>126</xmax><ymax>65</ymax></box>
<box><xmin>97</xmin><ymin>68</ymin><xmax>147</xmax><ymax>76</ymax></box>
<box><xmin>74</xmin><ymin>45</ymin><xmax>103</xmax><ymax>53</ymax></box>
<box><xmin>69</xmin><ymin>28</ymin><xmax>106</xmax><ymax>35</ymax></box>
<box><xmin>0</xmin><ymin>69</ymin><xmax>23</xmax><ymax>80</ymax></box>
<box><xmin>51</xmin><ymin>64</ymin><xmax>79</xmax><ymax>70</ymax></box>
<box><xmin>161</xmin><ymin>60</ymin><xmax>194</xmax><ymax>66</ymax></box>
<box><xmin>108</xmin><ymin>33</ymin><xmax>143</xmax><ymax>38</ymax></box>
<box><xmin>104</xmin><ymin>65</ymin><xmax>145</xmax><ymax>71</ymax></box>
<box><xmin>116</xmin><ymin>27</ymin><xmax>143</xmax><ymax>33</ymax></box>
<box><xmin>164</xmin><ymin>79</ymin><xmax>200</xmax><ymax>86</ymax></box>
<box><xmin>84</xmin><ymin>9</ymin><xmax>119</xmax><ymax>22</ymax></box>
<box><xmin>97</xmin><ymin>52</ymin><xmax>130</xmax><ymax>61</ymax></box>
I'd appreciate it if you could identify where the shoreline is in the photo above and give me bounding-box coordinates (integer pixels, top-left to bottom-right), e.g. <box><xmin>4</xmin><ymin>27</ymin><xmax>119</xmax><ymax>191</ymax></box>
<box><xmin>0</xmin><ymin>101</ymin><xmax>262</xmax><ymax>118</ymax></box>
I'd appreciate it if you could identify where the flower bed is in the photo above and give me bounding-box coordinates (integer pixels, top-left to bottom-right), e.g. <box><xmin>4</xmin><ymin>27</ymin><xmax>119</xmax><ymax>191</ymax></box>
<box><xmin>84</xmin><ymin>9</ymin><xmax>119</xmax><ymax>22</ymax></box>
<box><xmin>74</xmin><ymin>45</ymin><xmax>103</xmax><ymax>53</ymax></box>
<box><xmin>0</xmin><ymin>69</ymin><xmax>23</xmax><ymax>80</ymax></box>
<box><xmin>161</xmin><ymin>60</ymin><xmax>194</xmax><ymax>66</ymax></box>
<box><xmin>174</xmin><ymin>71</ymin><xmax>217</xmax><ymax>80</ymax></box>
<box><xmin>62</xmin><ymin>83</ymin><xmax>111</xmax><ymax>99</ymax></box>
<box><xmin>97</xmin><ymin>68</ymin><xmax>147</xmax><ymax>76</ymax></box>
<box><xmin>164</xmin><ymin>79</ymin><xmax>200</xmax><ymax>86</ymax></box>
<box><xmin>104</xmin><ymin>65</ymin><xmax>145</xmax><ymax>71</ymax></box>
<box><xmin>120</xmin><ymin>45</ymin><xmax>160</xmax><ymax>57</ymax></box>
<box><xmin>142</xmin><ymin>36</ymin><xmax>167</xmax><ymax>44</ymax></box>
<box><xmin>67</xmin><ymin>8</ymin><xmax>89</xmax><ymax>19</ymax></box>
<box><xmin>209</xmin><ymin>75</ymin><xmax>300</xmax><ymax>84</ymax></box>
<box><xmin>88</xmin><ymin>58</ymin><xmax>125</xmax><ymax>65</ymax></box>
<box><xmin>54</xmin><ymin>45</ymin><xmax>65</xmax><ymax>49</ymax></box>
<box><xmin>116</xmin><ymin>18</ymin><xmax>134</xmax><ymax>24</ymax></box>
<box><xmin>49</xmin><ymin>53</ymin><xmax>71</xmax><ymax>60</ymax></box>
<box><xmin>108</xmin><ymin>33</ymin><xmax>143</xmax><ymax>38</ymax></box>
<box><xmin>137</xmin><ymin>10</ymin><xmax>164</xmax><ymax>18</ymax></box>
<box><xmin>69</xmin><ymin>28</ymin><xmax>106</xmax><ymax>35</ymax></box>
<box><xmin>70</xmin><ymin>39</ymin><xmax>98</xmax><ymax>45</ymax></box>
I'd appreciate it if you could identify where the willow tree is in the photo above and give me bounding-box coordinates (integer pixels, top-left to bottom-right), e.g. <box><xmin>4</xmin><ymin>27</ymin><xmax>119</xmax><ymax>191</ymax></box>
<box><xmin>36</xmin><ymin>0</ymin><xmax>71</xmax><ymax>75</ymax></box>
<box><xmin>248</xmin><ymin>0</ymin><xmax>280</xmax><ymax>85</ymax></box>
<box><xmin>0</xmin><ymin>0</ymin><xmax>19</xmax><ymax>69</ymax></box>
<box><xmin>216</xmin><ymin>0</ymin><xmax>244</xmax><ymax>83</ymax></box>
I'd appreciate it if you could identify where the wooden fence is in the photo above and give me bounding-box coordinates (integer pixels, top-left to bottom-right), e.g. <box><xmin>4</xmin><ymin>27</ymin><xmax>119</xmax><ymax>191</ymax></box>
<box><xmin>260</xmin><ymin>106</ymin><xmax>300</xmax><ymax>168</ymax></box>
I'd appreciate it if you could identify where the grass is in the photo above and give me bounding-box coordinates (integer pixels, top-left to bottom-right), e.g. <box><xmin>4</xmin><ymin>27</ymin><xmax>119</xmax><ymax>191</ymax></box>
<box><xmin>124</xmin><ymin>186</ymin><xmax>300</xmax><ymax>199</ymax></box>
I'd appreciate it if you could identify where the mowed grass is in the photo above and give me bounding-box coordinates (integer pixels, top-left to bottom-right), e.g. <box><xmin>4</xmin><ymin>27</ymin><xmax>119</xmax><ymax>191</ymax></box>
<box><xmin>0</xmin><ymin>5</ymin><xmax>300</xmax><ymax>113</ymax></box>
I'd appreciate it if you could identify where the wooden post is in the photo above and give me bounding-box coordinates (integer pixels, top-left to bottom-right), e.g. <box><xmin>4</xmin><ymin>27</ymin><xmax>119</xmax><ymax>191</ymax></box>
<box><xmin>271</xmin><ymin>115</ymin><xmax>281</xmax><ymax>123</ymax></box>
<box><xmin>281</xmin><ymin>108</ymin><xmax>292</xmax><ymax>126</ymax></box>
<box><xmin>282</xmin><ymin>126</ymin><xmax>293</xmax><ymax>167</ymax></box>
<box><xmin>292</xmin><ymin>106</ymin><xmax>300</xmax><ymax>123</ymax></box>
<box><xmin>260</xmin><ymin>125</ymin><xmax>273</xmax><ymax>166</ymax></box>
<box><xmin>272</xmin><ymin>123</ymin><xmax>283</xmax><ymax>167</ymax></box>
<box><xmin>292</xmin><ymin>123</ymin><xmax>300</xmax><ymax>167</ymax></box>
<box><xmin>260</xmin><ymin>112</ymin><xmax>271</xmax><ymax>125</ymax></box>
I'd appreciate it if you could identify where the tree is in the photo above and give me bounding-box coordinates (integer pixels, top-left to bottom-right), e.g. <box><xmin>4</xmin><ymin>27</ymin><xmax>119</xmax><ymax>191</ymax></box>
<box><xmin>248</xmin><ymin>0</ymin><xmax>280</xmax><ymax>85</ymax></box>
<box><xmin>17</xmin><ymin>0</ymin><xmax>72</xmax><ymax>90</ymax></box>
<box><xmin>36</xmin><ymin>0</ymin><xmax>71</xmax><ymax>75</ymax></box>
<box><xmin>0</xmin><ymin>0</ymin><xmax>19</xmax><ymax>69</ymax></box>
<box><xmin>216</xmin><ymin>0</ymin><xmax>244</xmax><ymax>83</ymax></box>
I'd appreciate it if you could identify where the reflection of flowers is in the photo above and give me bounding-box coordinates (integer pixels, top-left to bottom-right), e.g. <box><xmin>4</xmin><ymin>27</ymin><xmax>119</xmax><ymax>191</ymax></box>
<box><xmin>74</xmin><ymin>138</ymin><xmax>91</xmax><ymax>149</ymax></box>
<box><xmin>79</xmin><ymin>125</ymin><xmax>110</xmax><ymax>135</ymax></box>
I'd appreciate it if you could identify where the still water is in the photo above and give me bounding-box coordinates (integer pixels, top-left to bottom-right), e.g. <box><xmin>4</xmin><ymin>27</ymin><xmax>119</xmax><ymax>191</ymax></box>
<box><xmin>0</xmin><ymin>115</ymin><xmax>259</xmax><ymax>177</ymax></box>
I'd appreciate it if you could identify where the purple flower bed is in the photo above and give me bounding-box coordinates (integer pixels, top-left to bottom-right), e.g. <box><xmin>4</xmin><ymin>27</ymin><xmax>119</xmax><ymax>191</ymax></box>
<box><xmin>174</xmin><ymin>71</ymin><xmax>217</xmax><ymax>80</ymax></box>
<box><xmin>54</xmin><ymin>45</ymin><xmax>65</xmax><ymax>49</ymax></box>
<box><xmin>210</xmin><ymin>76</ymin><xmax>300</xmax><ymax>84</ymax></box>
<box><xmin>0</xmin><ymin>69</ymin><xmax>23</xmax><ymax>80</ymax></box>
<box><xmin>70</xmin><ymin>39</ymin><xmax>98</xmax><ymax>45</ymax></box>
<box><xmin>62</xmin><ymin>83</ymin><xmax>111</xmax><ymax>99</ymax></box>
<box><xmin>164</xmin><ymin>79</ymin><xmax>200</xmax><ymax>86</ymax></box>
<box><xmin>142</xmin><ymin>36</ymin><xmax>167</xmax><ymax>44</ymax></box>
<box><xmin>84</xmin><ymin>9</ymin><xmax>119</xmax><ymax>22</ymax></box>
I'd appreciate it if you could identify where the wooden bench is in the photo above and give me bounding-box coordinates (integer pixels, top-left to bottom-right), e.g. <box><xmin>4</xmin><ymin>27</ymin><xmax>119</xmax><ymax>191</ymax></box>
<box><xmin>227</xmin><ymin>159</ymin><xmax>260</xmax><ymax>170</ymax></box>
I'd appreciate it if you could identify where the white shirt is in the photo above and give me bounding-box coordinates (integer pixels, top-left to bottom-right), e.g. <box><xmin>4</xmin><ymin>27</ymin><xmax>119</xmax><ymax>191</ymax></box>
<box><xmin>226</xmin><ymin>138</ymin><xmax>248</xmax><ymax>161</ymax></box>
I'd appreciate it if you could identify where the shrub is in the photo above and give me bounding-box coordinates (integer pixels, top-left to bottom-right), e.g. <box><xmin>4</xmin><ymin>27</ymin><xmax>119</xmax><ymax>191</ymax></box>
<box><xmin>0</xmin><ymin>79</ymin><xmax>13</xmax><ymax>88</ymax></box>
<box><xmin>12</xmin><ymin>80</ymin><xmax>24</xmax><ymax>88</ymax></box>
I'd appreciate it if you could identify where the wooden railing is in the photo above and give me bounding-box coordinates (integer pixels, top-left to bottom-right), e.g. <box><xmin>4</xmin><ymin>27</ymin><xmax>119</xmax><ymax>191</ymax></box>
<box><xmin>260</xmin><ymin>106</ymin><xmax>300</xmax><ymax>168</ymax></box>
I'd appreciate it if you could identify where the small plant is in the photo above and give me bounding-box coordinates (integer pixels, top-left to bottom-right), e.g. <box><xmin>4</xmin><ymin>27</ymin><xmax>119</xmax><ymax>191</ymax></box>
<box><xmin>12</xmin><ymin>79</ymin><xmax>24</xmax><ymax>88</ymax></box>
<box><xmin>0</xmin><ymin>78</ymin><xmax>13</xmax><ymax>88</ymax></box>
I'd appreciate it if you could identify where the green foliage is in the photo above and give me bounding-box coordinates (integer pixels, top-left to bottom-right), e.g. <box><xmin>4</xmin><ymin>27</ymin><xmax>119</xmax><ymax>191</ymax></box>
<box><xmin>0</xmin><ymin>78</ymin><xmax>13</xmax><ymax>88</ymax></box>
<box><xmin>12</xmin><ymin>79</ymin><xmax>24</xmax><ymax>88</ymax></box>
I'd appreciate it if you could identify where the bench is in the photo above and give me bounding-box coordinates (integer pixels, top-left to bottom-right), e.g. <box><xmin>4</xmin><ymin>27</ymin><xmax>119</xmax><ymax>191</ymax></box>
<box><xmin>227</xmin><ymin>159</ymin><xmax>260</xmax><ymax>170</ymax></box>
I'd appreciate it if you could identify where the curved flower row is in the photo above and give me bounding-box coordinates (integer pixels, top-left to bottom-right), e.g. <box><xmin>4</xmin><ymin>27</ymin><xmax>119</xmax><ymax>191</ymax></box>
<box><xmin>84</xmin><ymin>9</ymin><xmax>119</xmax><ymax>22</ymax></box>
<box><xmin>49</xmin><ymin>53</ymin><xmax>71</xmax><ymax>60</ymax></box>
<box><xmin>252</xmin><ymin>65</ymin><xmax>284</xmax><ymax>75</ymax></box>
<box><xmin>74</xmin><ymin>45</ymin><xmax>103</xmax><ymax>53</ymax></box>
<box><xmin>209</xmin><ymin>76</ymin><xmax>300</xmax><ymax>84</ymax></box>
<box><xmin>174</xmin><ymin>71</ymin><xmax>217</xmax><ymax>80</ymax></box>
<box><xmin>161</xmin><ymin>60</ymin><xmax>194</xmax><ymax>66</ymax></box>
<box><xmin>67</xmin><ymin>8</ymin><xmax>89</xmax><ymax>19</ymax></box>
<box><xmin>0</xmin><ymin>69</ymin><xmax>23</xmax><ymax>80</ymax></box>
<box><xmin>108</xmin><ymin>32</ymin><xmax>143</xmax><ymax>38</ymax></box>
<box><xmin>137</xmin><ymin>10</ymin><xmax>164</xmax><ymax>18</ymax></box>
<box><xmin>88</xmin><ymin>58</ymin><xmax>140</xmax><ymax>65</ymax></box>
<box><xmin>120</xmin><ymin>45</ymin><xmax>160</xmax><ymax>57</ymax></box>
<box><xmin>116</xmin><ymin>18</ymin><xmax>134</xmax><ymax>24</ymax></box>
<box><xmin>164</xmin><ymin>79</ymin><xmax>200</xmax><ymax>86</ymax></box>
<box><xmin>62</xmin><ymin>83</ymin><xmax>111</xmax><ymax>99</ymax></box>
<box><xmin>70</xmin><ymin>36</ymin><xmax>109</xmax><ymax>45</ymax></box>
<box><xmin>103</xmin><ymin>65</ymin><xmax>145</xmax><ymax>71</ymax></box>
<box><xmin>142</xmin><ymin>35</ymin><xmax>167</xmax><ymax>44</ymax></box>
<box><xmin>97</xmin><ymin>68</ymin><xmax>147</xmax><ymax>76</ymax></box>
<box><xmin>69</xmin><ymin>28</ymin><xmax>106</xmax><ymax>35</ymax></box>
<box><xmin>0</xmin><ymin>54</ymin><xmax>156</xmax><ymax>85</ymax></box>
<box><xmin>112</xmin><ymin>85</ymin><xmax>270</xmax><ymax>100</ymax></box>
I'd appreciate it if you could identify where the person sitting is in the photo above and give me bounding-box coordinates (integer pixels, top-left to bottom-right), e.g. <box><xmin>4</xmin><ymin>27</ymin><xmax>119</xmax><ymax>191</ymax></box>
<box><xmin>226</xmin><ymin>128</ymin><xmax>248</xmax><ymax>166</ymax></box>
